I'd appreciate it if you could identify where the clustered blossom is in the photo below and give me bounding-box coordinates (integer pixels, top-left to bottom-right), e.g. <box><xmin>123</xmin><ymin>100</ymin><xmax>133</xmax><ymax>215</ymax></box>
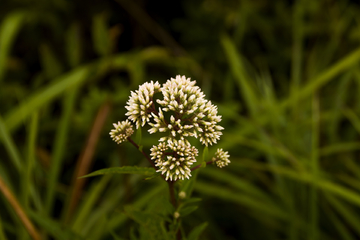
<box><xmin>110</xmin><ymin>75</ymin><xmax>230</xmax><ymax>181</ymax></box>
<box><xmin>212</xmin><ymin>148</ymin><xmax>230</xmax><ymax>168</ymax></box>
<box><xmin>150</xmin><ymin>139</ymin><xmax>198</xmax><ymax>181</ymax></box>
<box><xmin>125</xmin><ymin>81</ymin><xmax>161</xmax><ymax>129</ymax></box>
<box><xmin>148</xmin><ymin>75</ymin><xmax>224</xmax><ymax>146</ymax></box>
<box><xmin>109</xmin><ymin>120</ymin><xmax>134</xmax><ymax>144</ymax></box>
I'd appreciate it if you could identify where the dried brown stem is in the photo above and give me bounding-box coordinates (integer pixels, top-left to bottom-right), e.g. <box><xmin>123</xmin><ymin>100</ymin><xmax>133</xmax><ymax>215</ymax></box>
<box><xmin>64</xmin><ymin>101</ymin><xmax>111</xmax><ymax>223</ymax></box>
<box><xmin>0</xmin><ymin>175</ymin><xmax>41</xmax><ymax>240</ymax></box>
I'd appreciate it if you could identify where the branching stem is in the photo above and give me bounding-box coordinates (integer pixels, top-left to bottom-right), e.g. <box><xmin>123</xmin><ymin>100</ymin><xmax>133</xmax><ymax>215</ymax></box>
<box><xmin>190</xmin><ymin>160</ymin><xmax>213</xmax><ymax>171</ymax></box>
<box><xmin>127</xmin><ymin>137</ymin><xmax>156</xmax><ymax>169</ymax></box>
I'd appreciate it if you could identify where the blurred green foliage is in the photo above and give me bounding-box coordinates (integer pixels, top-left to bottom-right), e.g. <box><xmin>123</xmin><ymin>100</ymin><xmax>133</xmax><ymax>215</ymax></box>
<box><xmin>1</xmin><ymin>0</ymin><xmax>360</xmax><ymax>239</ymax></box>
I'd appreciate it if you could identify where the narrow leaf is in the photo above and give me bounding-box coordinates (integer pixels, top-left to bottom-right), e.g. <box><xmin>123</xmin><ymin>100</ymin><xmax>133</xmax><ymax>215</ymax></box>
<box><xmin>221</xmin><ymin>34</ymin><xmax>258</xmax><ymax>116</ymax></box>
<box><xmin>66</xmin><ymin>22</ymin><xmax>82</xmax><ymax>67</ymax></box>
<box><xmin>28</xmin><ymin>211</ymin><xmax>81</xmax><ymax>240</ymax></box>
<box><xmin>179</xmin><ymin>206</ymin><xmax>198</xmax><ymax>217</ymax></box>
<box><xmin>202</xmin><ymin>146</ymin><xmax>208</xmax><ymax>164</ymax></box>
<box><xmin>0</xmin><ymin>11</ymin><xmax>26</xmax><ymax>83</ymax></box>
<box><xmin>79</xmin><ymin>166</ymin><xmax>156</xmax><ymax>179</ymax></box>
<box><xmin>136</xmin><ymin>127</ymin><xmax>142</xmax><ymax>145</ymax></box>
<box><xmin>187</xmin><ymin>222</ymin><xmax>208</xmax><ymax>240</ymax></box>
<box><xmin>0</xmin><ymin>115</ymin><xmax>23</xmax><ymax>171</ymax></box>
<box><xmin>92</xmin><ymin>13</ymin><xmax>110</xmax><ymax>56</ymax></box>
<box><xmin>4</xmin><ymin>66</ymin><xmax>90</xmax><ymax>132</ymax></box>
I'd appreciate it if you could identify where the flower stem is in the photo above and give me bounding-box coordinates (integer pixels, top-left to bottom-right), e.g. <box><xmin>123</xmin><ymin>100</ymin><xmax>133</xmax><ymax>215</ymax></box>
<box><xmin>127</xmin><ymin>137</ymin><xmax>156</xmax><ymax>169</ymax></box>
<box><xmin>190</xmin><ymin>160</ymin><xmax>213</xmax><ymax>171</ymax></box>
<box><xmin>168</xmin><ymin>180</ymin><xmax>177</xmax><ymax>208</ymax></box>
<box><xmin>168</xmin><ymin>180</ymin><xmax>182</xmax><ymax>240</ymax></box>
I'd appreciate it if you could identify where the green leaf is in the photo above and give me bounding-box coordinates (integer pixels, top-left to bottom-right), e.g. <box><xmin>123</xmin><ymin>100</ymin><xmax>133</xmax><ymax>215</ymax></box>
<box><xmin>326</xmin><ymin>194</ymin><xmax>360</xmax><ymax>236</ymax></box>
<box><xmin>28</xmin><ymin>211</ymin><xmax>82</xmax><ymax>240</ymax></box>
<box><xmin>195</xmin><ymin>181</ymin><xmax>288</xmax><ymax>220</ymax></box>
<box><xmin>144</xmin><ymin>172</ymin><xmax>161</xmax><ymax>180</ymax></box>
<box><xmin>0</xmin><ymin>115</ymin><xmax>23</xmax><ymax>172</ymax></box>
<box><xmin>0</xmin><ymin>11</ymin><xmax>26</xmax><ymax>83</ymax></box>
<box><xmin>182</xmin><ymin>198</ymin><xmax>202</xmax><ymax>205</ymax></box>
<box><xmin>124</xmin><ymin>206</ymin><xmax>169</xmax><ymax>240</ymax></box>
<box><xmin>178</xmin><ymin>206</ymin><xmax>198</xmax><ymax>217</ymax></box>
<box><xmin>0</xmin><ymin>217</ymin><xmax>8</xmax><ymax>240</ymax></box>
<box><xmin>108</xmin><ymin>184</ymin><xmax>166</xmax><ymax>231</ymax></box>
<box><xmin>72</xmin><ymin>175</ymin><xmax>111</xmax><ymax>232</ymax></box>
<box><xmin>110</xmin><ymin>231</ymin><xmax>127</xmax><ymax>240</ymax></box>
<box><xmin>180</xmin><ymin>169</ymin><xmax>200</xmax><ymax>198</ymax></box>
<box><xmin>40</xmin><ymin>43</ymin><xmax>64</xmax><ymax>78</ymax></box>
<box><xmin>187</xmin><ymin>222</ymin><xmax>208</xmax><ymax>240</ymax></box>
<box><xmin>221</xmin><ymin>34</ymin><xmax>258</xmax><ymax>116</ymax></box>
<box><xmin>45</xmin><ymin>88</ymin><xmax>79</xmax><ymax>215</ymax></box>
<box><xmin>279</xmin><ymin>47</ymin><xmax>360</xmax><ymax>111</ymax></box>
<box><xmin>79</xmin><ymin>166</ymin><xmax>156</xmax><ymax>179</ymax></box>
<box><xmin>92</xmin><ymin>13</ymin><xmax>111</xmax><ymax>56</ymax></box>
<box><xmin>202</xmin><ymin>146</ymin><xmax>208</xmax><ymax>164</ymax></box>
<box><xmin>136</xmin><ymin>127</ymin><xmax>142</xmax><ymax>145</ymax></box>
<box><xmin>66</xmin><ymin>22</ymin><xmax>82</xmax><ymax>67</ymax></box>
<box><xmin>4</xmin><ymin>65</ymin><xmax>91</xmax><ymax>132</ymax></box>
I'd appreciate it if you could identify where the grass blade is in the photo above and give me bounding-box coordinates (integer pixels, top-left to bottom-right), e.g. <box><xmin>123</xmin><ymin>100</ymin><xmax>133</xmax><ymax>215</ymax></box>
<box><xmin>71</xmin><ymin>175</ymin><xmax>111</xmax><ymax>232</ymax></box>
<box><xmin>3</xmin><ymin>66</ymin><xmax>90</xmax><ymax>132</ymax></box>
<box><xmin>280</xmin><ymin>47</ymin><xmax>360</xmax><ymax>110</ymax></box>
<box><xmin>80</xmin><ymin>166</ymin><xmax>156</xmax><ymax>179</ymax></box>
<box><xmin>309</xmin><ymin>94</ymin><xmax>320</xmax><ymax>240</ymax></box>
<box><xmin>0</xmin><ymin>217</ymin><xmax>9</xmax><ymax>240</ymax></box>
<box><xmin>45</xmin><ymin>88</ymin><xmax>79</xmax><ymax>216</ymax></box>
<box><xmin>221</xmin><ymin>34</ymin><xmax>258</xmax><ymax>116</ymax></box>
<box><xmin>326</xmin><ymin>194</ymin><xmax>360</xmax><ymax>236</ymax></box>
<box><xmin>187</xmin><ymin>222</ymin><xmax>208</xmax><ymax>240</ymax></box>
<box><xmin>28</xmin><ymin>211</ymin><xmax>81</xmax><ymax>240</ymax></box>
<box><xmin>0</xmin><ymin>11</ymin><xmax>26</xmax><ymax>83</ymax></box>
<box><xmin>194</xmin><ymin>181</ymin><xmax>288</xmax><ymax>220</ymax></box>
<box><xmin>0</xmin><ymin>115</ymin><xmax>23</xmax><ymax>172</ymax></box>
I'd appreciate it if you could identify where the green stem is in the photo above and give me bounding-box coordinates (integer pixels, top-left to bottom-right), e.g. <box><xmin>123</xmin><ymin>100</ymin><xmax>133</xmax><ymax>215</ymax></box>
<box><xmin>168</xmin><ymin>181</ymin><xmax>181</xmax><ymax>240</ymax></box>
<box><xmin>191</xmin><ymin>161</ymin><xmax>213</xmax><ymax>171</ymax></box>
<box><xmin>127</xmin><ymin>137</ymin><xmax>156</xmax><ymax>168</ymax></box>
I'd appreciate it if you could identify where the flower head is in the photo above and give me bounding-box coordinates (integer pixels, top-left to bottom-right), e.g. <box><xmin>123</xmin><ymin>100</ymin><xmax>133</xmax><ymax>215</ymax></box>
<box><xmin>212</xmin><ymin>148</ymin><xmax>230</xmax><ymax>168</ymax></box>
<box><xmin>112</xmin><ymin>75</ymin><xmax>229</xmax><ymax>181</ymax></box>
<box><xmin>150</xmin><ymin>139</ymin><xmax>198</xmax><ymax>181</ymax></box>
<box><xmin>148</xmin><ymin>75</ymin><xmax>224</xmax><ymax>146</ymax></box>
<box><xmin>109</xmin><ymin>120</ymin><xmax>134</xmax><ymax>144</ymax></box>
<box><xmin>125</xmin><ymin>81</ymin><xmax>161</xmax><ymax>129</ymax></box>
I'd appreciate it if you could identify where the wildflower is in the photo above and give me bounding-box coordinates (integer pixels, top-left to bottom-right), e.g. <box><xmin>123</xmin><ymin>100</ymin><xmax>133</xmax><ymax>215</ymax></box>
<box><xmin>149</xmin><ymin>75</ymin><xmax>224</xmax><ymax>146</ymax></box>
<box><xmin>125</xmin><ymin>81</ymin><xmax>161</xmax><ymax>129</ymax></box>
<box><xmin>109</xmin><ymin>120</ymin><xmax>134</xmax><ymax>144</ymax></box>
<box><xmin>112</xmin><ymin>75</ymin><xmax>230</xmax><ymax>181</ymax></box>
<box><xmin>150</xmin><ymin>139</ymin><xmax>198</xmax><ymax>181</ymax></box>
<box><xmin>212</xmin><ymin>148</ymin><xmax>230</xmax><ymax>168</ymax></box>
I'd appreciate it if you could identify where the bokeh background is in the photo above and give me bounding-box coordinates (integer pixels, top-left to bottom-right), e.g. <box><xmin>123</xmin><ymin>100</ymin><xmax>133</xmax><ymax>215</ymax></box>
<box><xmin>1</xmin><ymin>0</ymin><xmax>360</xmax><ymax>239</ymax></box>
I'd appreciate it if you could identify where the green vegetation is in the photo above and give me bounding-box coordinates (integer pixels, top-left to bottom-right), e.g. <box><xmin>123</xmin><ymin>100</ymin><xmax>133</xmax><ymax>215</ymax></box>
<box><xmin>1</xmin><ymin>0</ymin><xmax>360</xmax><ymax>239</ymax></box>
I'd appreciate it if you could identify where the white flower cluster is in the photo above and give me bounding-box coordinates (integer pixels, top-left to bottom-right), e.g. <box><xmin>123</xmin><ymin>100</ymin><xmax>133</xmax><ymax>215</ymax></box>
<box><xmin>150</xmin><ymin>139</ymin><xmax>198</xmax><ymax>181</ymax></box>
<box><xmin>109</xmin><ymin>120</ymin><xmax>134</xmax><ymax>144</ymax></box>
<box><xmin>212</xmin><ymin>148</ymin><xmax>230</xmax><ymax>168</ymax></box>
<box><xmin>110</xmin><ymin>75</ymin><xmax>229</xmax><ymax>181</ymax></box>
<box><xmin>148</xmin><ymin>75</ymin><xmax>223</xmax><ymax>146</ymax></box>
<box><xmin>125</xmin><ymin>81</ymin><xmax>161</xmax><ymax>129</ymax></box>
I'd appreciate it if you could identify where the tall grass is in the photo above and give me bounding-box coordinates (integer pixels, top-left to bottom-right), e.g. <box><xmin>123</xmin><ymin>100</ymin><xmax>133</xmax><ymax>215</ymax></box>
<box><xmin>1</xmin><ymin>0</ymin><xmax>360</xmax><ymax>239</ymax></box>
